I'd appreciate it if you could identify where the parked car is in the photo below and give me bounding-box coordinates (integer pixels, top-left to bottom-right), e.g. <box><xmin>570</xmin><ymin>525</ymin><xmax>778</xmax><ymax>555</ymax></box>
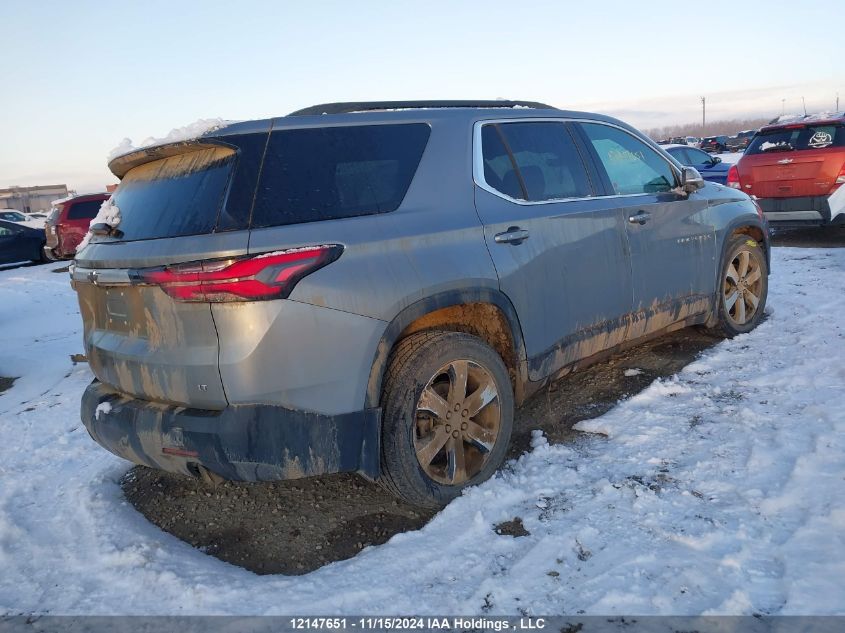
<box><xmin>661</xmin><ymin>144</ymin><xmax>731</xmax><ymax>185</ymax></box>
<box><xmin>701</xmin><ymin>136</ymin><xmax>729</xmax><ymax>153</ymax></box>
<box><xmin>74</xmin><ymin>100</ymin><xmax>770</xmax><ymax>508</ymax></box>
<box><xmin>667</xmin><ymin>136</ymin><xmax>700</xmax><ymax>147</ymax></box>
<box><xmin>0</xmin><ymin>209</ymin><xmax>44</xmax><ymax>229</ymax></box>
<box><xmin>726</xmin><ymin>129</ymin><xmax>757</xmax><ymax>152</ymax></box>
<box><xmin>0</xmin><ymin>219</ymin><xmax>47</xmax><ymax>265</ymax></box>
<box><xmin>728</xmin><ymin>112</ymin><xmax>845</xmax><ymax>227</ymax></box>
<box><xmin>44</xmin><ymin>193</ymin><xmax>110</xmax><ymax>260</ymax></box>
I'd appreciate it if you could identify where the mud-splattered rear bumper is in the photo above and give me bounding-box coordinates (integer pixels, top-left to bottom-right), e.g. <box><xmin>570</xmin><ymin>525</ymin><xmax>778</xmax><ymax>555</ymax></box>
<box><xmin>81</xmin><ymin>380</ymin><xmax>381</xmax><ymax>481</ymax></box>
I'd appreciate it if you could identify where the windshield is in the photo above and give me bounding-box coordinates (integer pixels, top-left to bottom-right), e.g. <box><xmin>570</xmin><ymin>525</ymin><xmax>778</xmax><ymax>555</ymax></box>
<box><xmin>746</xmin><ymin>124</ymin><xmax>845</xmax><ymax>154</ymax></box>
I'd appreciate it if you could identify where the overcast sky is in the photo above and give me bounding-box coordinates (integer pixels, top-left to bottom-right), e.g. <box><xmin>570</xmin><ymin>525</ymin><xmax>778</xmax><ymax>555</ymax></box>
<box><xmin>2</xmin><ymin>0</ymin><xmax>843</xmax><ymax>193</ymax></box>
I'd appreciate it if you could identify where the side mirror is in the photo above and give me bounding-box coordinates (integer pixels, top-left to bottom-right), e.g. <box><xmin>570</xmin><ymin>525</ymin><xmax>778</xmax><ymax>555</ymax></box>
<box><xmin>712</xmin><ymin>156</ymin><xmax>722</xmax><ymax>164</ymax></box>
<box><xmin>681</xmin><ymin>166</ymin><xmax>705</xmax><ymax>193</ymax></box>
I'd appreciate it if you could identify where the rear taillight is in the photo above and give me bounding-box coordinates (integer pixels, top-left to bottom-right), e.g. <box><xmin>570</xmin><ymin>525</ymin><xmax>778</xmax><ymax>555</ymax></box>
<box><xmin>135</xmin><ymin>245</ymin><xmax>343</xmax><ymax>302</ymax></box>
<box><xmin>836</xmin><ymin>163</ymin><xmax>845</xmax><ymax>186</ymax></box>
<box><xmin>727</xmin><ymin>164</ymin><xmax>741</xmax><ymax>189</ymax></box>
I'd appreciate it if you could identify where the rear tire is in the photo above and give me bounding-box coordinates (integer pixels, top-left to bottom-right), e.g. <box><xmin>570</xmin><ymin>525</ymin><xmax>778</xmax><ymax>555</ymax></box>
<box><xmin>707</xmin><ymin>234</ymin><xmax>768</xmax><ymax>338</ymax></box>
<box><xmin>378</xmin><ymin>331</ymin><xmax>514</xmax><ymax>508</ymax></box>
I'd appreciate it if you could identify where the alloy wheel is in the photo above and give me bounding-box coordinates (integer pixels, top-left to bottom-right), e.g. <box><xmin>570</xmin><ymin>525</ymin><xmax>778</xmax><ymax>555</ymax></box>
<box><xmin>723</xmin><ymin>249</ymin><xmax>763</xmax><ymax>325</ymax></box>
<box><xmin>413</xmin><ymin>360</ymin><xmax>501</xmax><ymax>485</ymax></box>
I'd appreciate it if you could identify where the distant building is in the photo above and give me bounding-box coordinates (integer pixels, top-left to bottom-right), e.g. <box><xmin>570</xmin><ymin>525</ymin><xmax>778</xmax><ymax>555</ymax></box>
<box><xmin>0</xmin><ymin>184</ymin><xmax>70</xmax><ymax>213</ymax></box>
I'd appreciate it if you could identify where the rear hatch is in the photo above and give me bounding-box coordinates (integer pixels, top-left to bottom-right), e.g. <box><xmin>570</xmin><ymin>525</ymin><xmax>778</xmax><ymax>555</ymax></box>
<box><xmin>72</xmin><ymin>128</ymin><xmax>268</xmax><ymax>409</ymax></box>
<box><xmin>737</xmin><ymin>122</ymin><xmax>845</xmax><ymax>198</ymax></box>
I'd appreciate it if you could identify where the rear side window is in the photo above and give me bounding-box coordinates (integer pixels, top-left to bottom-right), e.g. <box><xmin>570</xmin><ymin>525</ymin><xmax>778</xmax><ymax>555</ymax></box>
<box><xmin>579</xmin><ymin>123</ymin><xmax>676</xmax><ymax>195</ymax></box>
<box><xmin>746</xmin><ymin>125</ymin><xmax>845</xmax><ymax>154</ymax></box>
<box><xmin>67</xmin><ymin>200</ymin><xmax>104</xmax><ymax>220</ymax></box>
<box><xmin>252</xmin><ymin>123</ymin><xmax>430</xmax><ymax>228</ymax></box>
<box><xmin>109</xmin><ymin>146</ymin><xmax>235</xmax><ymax>241</ymax></box>
<box><xmin>480</xmin><ymin>122</ymin><xmax>592</xmax><ymax>201</ymax></box>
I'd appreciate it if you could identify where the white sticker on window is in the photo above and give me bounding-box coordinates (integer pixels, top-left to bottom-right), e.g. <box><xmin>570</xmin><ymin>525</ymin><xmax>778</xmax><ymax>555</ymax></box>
<box><xmin>807</xmin><ymin>131</ymin><xmax>833</xmax><ymax>148</ymax></box>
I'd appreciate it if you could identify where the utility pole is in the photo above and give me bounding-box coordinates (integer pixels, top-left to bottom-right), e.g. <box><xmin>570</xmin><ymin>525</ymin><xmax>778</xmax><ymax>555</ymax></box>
<box><xmin>837</xmin><ymin>92</ymin><xmax>840</xmax><ymax>111</ymax></box>
<box><xmin>701</xmin><ymin>96</ymin><xmax>706</xmax><ymax>130</ymax></box>
<box><xmin>802</xmin><ymin>96</ymin><xmax>807</xmax><ymax>116</ymax></box>
<box><xmin>782</xmin><ymin>98</ymin><xmax>786</xmax><ymax>115</ymax></box>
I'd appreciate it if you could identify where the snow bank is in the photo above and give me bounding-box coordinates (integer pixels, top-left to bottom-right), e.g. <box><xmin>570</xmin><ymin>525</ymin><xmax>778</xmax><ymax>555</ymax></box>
<box><xmin>107</xmin><ymin>118</ymin><xmax>230</xmax><ymax>161</ymax></box>
<box><xmin>0</xmin><ymin>248</ymin><xmax>844</xmax><ymax>615</ymax></box>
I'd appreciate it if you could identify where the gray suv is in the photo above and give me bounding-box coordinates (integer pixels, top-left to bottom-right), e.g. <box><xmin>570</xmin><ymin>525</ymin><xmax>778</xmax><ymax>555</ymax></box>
<box><xmin>73</xmin><ymin>100</ymin><xmax>770</xmax><ymax>508</ymax></box>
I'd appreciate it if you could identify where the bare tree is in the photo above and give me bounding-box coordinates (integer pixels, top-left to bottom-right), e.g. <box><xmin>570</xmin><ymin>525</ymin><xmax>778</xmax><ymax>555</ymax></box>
<box><xmin>645</xmin><ymin>117</ymin><xmax>772</xmax><ymax>141</ymax></box>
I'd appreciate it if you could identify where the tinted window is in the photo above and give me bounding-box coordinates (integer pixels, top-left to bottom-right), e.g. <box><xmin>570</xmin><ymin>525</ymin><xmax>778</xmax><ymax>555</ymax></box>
<box><xmin>664</xmin><ymin>147</ymin><xmax>689</xmax><ymax>163</ymax></box>
<box><xmin>109</xmin><ymin>146</ymin><xmax>235</xmax><ymax>241</ymax></box>
<box><xmin>0</xmin><ymin>211</ymin><xmax>26</xmax><ymax>221</ymax></box>
<box><xmin>252</xmin><ymin>124</ymin><xmax>430</xmax><ymax>228</ymax></box>
<box><xmin>480</xmin><ymin>122</ymin><xmax>591</xmax><ymax>201</ymax></box>
<box><xmin>67</xmin><ymin>199</ymin><xmax>105</xmax><ymax>220</ymax></box>
<box><xmin>580</xmin><ymin>123</ymin><xmax>676</xmax><ymax>195</ymax></box>
<box><xmin>684</xmin><ymin>148</ymin><xmax>715</xmax><ymax>167</ymax></box>
<box><xmin>746</xmin><ymin>125</ymin><xmax>845</xmax><ymax>154</ymax></box>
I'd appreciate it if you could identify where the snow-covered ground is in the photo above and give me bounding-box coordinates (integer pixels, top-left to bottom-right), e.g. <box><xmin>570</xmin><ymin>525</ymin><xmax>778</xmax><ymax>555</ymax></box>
<box><xmin>1</xmin><ymin>248</ymin><xmax>844</xmax><ymax>616</ymax></box>
<box><xmin>716</xmin><ymin>152</ymin><xmax>742</xmax><ymax>164</ymax></box>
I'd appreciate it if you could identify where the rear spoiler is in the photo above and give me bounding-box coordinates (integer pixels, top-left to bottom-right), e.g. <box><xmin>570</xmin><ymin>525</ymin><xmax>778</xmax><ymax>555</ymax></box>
<box><xmin>107</xmin><ymin>140</ymin><xmax>230</xmax><ymax>179</ymax></box>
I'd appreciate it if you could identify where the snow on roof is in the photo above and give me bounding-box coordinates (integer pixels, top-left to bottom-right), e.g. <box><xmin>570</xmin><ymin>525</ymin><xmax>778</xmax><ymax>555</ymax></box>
<box><xmin>107</xmin><ymin>118</ymin><xmax>233</xmax><ymax>161</ymax></box>
<box><xmin>768</xmin><ymin>111</ymin><xmax>845</xmax><ymax>127</ymax></box>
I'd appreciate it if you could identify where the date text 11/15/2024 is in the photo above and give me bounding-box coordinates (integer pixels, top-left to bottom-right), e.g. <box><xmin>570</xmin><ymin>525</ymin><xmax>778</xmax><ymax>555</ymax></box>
<box><xmin>289</xmin><ymin>617</ymin><xmax>547</xmax><ymax>630</ymax></box>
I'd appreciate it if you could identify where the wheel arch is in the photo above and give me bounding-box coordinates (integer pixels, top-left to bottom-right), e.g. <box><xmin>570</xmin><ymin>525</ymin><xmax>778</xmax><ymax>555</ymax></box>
<box><xmin>365</xmin><ymin>289</ymin><xmax>529</xmax><ymax>409</ymax></box>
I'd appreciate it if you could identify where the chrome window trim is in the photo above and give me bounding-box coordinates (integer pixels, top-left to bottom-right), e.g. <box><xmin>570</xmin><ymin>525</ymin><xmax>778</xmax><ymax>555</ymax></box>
<box><xmin>472</xmin><ymin>117</ymin><xmax>682</xmax><ymax>206</ymax></box>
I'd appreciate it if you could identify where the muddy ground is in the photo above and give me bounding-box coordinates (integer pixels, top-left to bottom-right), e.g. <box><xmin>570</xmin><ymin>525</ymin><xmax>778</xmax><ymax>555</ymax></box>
<box><xmin>122</xmin><ymin>228</ymin><xmax>844</xmax><ymax>576</ymax></box>
<box><xmin>124</xmin><ymin>327</ymin><xmax>718</xmax><ymax>575</ymax></box>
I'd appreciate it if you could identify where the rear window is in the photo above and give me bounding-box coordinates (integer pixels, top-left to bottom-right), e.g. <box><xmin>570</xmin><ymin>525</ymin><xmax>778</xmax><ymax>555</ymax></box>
<box><xmin>67</xmin><ymin>199</ymin><xmax>105</xmax><ymax>220</ymax></box>
<box><xmin>251</xmin><ymin>123</ymin><xmax>430</xmax><ymax>228</ymax></box>
<box><xmin>746</xmin><ymin>125</ymin><xmax>845</xmax><ymax>154</ymax></box>
<box><xmin>109</xmin><ymin>146</ymin><xmax>235</xmax><ymax>241</ymax></box>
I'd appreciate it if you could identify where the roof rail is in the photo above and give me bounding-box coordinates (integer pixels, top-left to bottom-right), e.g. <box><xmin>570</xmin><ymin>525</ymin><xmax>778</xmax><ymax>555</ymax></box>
<box><xmin>288</xmin><ymin>100</ymin><xmax>556</xmax><ymax>116</ymax></box>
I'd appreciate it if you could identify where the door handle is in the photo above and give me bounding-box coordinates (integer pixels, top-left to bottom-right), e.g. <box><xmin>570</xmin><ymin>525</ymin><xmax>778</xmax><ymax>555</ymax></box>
<box><xmin>494</xmin><ymin>226</ymin><xmax>529</xmax><ymax>245</ymax></box>
<box><xmin>628</xmin><ymin>211</ymin><xmax>652</xmax><ymax>225</ymax></box>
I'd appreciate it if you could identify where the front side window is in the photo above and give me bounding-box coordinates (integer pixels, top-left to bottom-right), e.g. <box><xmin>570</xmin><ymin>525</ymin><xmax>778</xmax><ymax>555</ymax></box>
<box><xmin>579</xmin><ymin>123</ymin><xmax>676</xmax><ymax>195</ymax></box>
<box><xmin>252</xmin><ymin>123</ymin><xmax>430</xmax><ymax>228</ymax></box>
<box><xmin>480</xmin><ymin>122</ymin><xmax>592</xmax><ymax>201</ymax></box>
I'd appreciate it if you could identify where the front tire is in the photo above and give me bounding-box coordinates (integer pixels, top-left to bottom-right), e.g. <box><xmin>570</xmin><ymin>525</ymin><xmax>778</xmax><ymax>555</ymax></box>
<box><xmin>378</xmin><ymin>331</ymin><xmax>514</xmax><ymax>508</ymax></box>
<box><xmin>708</xmin><ymin>234</ymin><xmax>768</xmax><ymax>337</ymax></box>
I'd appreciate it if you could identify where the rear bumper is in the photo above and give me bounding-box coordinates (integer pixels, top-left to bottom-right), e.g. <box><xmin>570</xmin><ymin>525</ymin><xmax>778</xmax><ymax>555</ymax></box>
<box><xmin>81</xmin><ymin>380</ymin><xmax>381</xmax><ymax>481</ymax></box>
<box><xmin>758</xmin><ymin>195</ymin><xmax>845</xmax><ymax>227</ymax></box>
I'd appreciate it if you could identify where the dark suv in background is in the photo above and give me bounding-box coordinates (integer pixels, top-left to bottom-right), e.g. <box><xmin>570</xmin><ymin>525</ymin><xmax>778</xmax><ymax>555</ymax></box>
<box><xmin>701</xmin><ymin>135</ymin><xmax>729</xmax><ymax>153</ymax></box>
<box><xmin>727</xmin><ymin>129</ymin><xmax>757</xmax><ymax>152</ymax></box>
<box><xmin>73</xmin><ymin>100</ymin><xmax>769</xmax><ymax>508</ymax></box>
